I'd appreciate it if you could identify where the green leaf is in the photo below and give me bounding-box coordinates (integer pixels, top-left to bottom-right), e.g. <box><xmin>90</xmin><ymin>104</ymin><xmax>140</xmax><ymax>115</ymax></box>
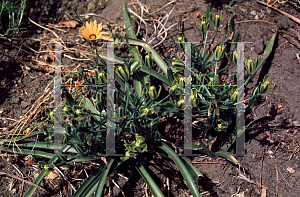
<box><xmin>215</xmin><ymin>151</ymin><xmax>240</xmax><ymax>166</ymax></box>
<box><xmin>159</xmin><ymin>143</ymin><xmax>201</xmax><ymax>197</ymax></box>
<box><xmin>136</xmin><ymin>162</ymin><xmax>165</xmax><ymax>197</ymax></box>
<box><xmin>64</xmin><ymin>91</ymin><xmax>75</xmax><ymax>107</ymax></box>
<box><xmin>81</xmin><ymin>98</ymin><xmax>100</xmax><ymax>121</ymax></box>
<box><xmin>179</xmin><ymin>157</ymin><xmax>203</xmax><ymax>181</ymax></box>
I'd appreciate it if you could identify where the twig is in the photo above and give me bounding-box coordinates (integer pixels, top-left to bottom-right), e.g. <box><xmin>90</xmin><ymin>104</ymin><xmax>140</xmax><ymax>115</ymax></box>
<box><xmin>257</xmin><ymin>1</ymin><xmax>300</xmax><ymax>24</ymax></box>
<box><xmin>54</xmin><ymin>166</ymin><xmax>76</xmax><ymax>193</ymax></box>
<box><xmin>268</xmin><ymin>154</ymin><xmax>295</xmax><ymax>191</ymax></box>
<box><xmin>28</xmin><ymin>18</ymin><xmax>59</xmax><ymax>38</ymax></box>
<box><xmin>236</xmin><ymin>20</ymin><xmax>274</xmax><ymax>25</ymax></box>
<box><xmin>0</xmin><ymin>172</ymin><xmax>47</xmax><ymax>192</ymax></box>
<box><xmin>260</xmin><ymin>147</ymin><xmax>265</xmax><ymax>192</ymax></box>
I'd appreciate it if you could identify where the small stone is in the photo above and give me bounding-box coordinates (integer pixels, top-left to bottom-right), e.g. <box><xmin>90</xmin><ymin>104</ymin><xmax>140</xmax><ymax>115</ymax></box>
<box><xmin>250</xmin><ymin>10</ymin><xmax>257</xmax><ymax>15</ymax></box>
<box><xmin>228</xmin><ymin>186</ymin><xmax>237</xmax><ymax>194</ymax></box>
<box><xmin>266</xmin><ymin>7</ymin><xmax>271</xmax><ymax>14</ymax></box>
<box><xmin>11</xmin><ymin>97</ymin><xmax>20</xmax><ymax>104</ymax></box>
<box><xmin>289</xmin><ymin>113</ymin><xmax>294</xmax><ymax>119</ymax></box>
<box><xmin>255</xmin><ymin>15</ymin><xmax>259</xmax><ymax>20</ymax></box>
<box><xmin>249</xmin><ymin>162</ymin><xmax>253</xmax><ymax>166</ymax></box>
<box><xmin>253</xmin><ymin>39</ymin><xmax>264</xmax><ymax>54</ymax></box>
<box><xmin>21</xmin><ymin>101</ymin><xmax>29</xmax><ymax>108</ymax></box>
<box><xmin>87</xmin><ymin>1</ymin><xmax>96</xmax><ymax>11</ymax></box>
<box><xmin>22</xmin><ymin>109</ymin><xmax>28</xmax><ymax>114</ymax></box>
<box><xmin>258</xmin><ymin>12</ymin><xmax>264</xmax><ymax>19</ymax></box>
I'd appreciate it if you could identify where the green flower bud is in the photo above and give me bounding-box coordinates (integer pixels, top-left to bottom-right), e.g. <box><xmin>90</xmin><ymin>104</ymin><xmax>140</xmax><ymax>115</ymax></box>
<box><xmin>176</xmin><ymin>99</ymin><xmax>185</xmax><ymax>109</ymax></box>
<box><xmin>200</xmin><ymin>21</ymin><xmax>209</xmax><ymax>33</ymax></box>
<box><xmin>149</xmin><ymin>85</ymin><xmax>161</xmax><ymax>100</ymax></box>
<box><xmin>71</xmin><ymin>5</ymin><xmax>77</xmax><ymax>12</ymax></box>
<box><xmin>117</xmin><ymin>106</ymin><xmax>125</xmax><ymax>118</ymax></box>
<box><xmin>213</xmin><ymin>15</ymin><xmax>220</xmax><ymax>28</ymax></box>
<box><xmin>245</xmin><ymin>56</ymin><xmax>255</xmax><ymax>75</ymax></box>
<box><xmin>214</xmin><ymin>43</ymin><xmax>225</xmax><ymax>61</ymax></box>
<box><xmin>172</xmin><ymin>61</ymin><xmax>185</xmax><ymax>70</ymax></box>
<box><xmin>259</xmin><ymin>81</ymin><xmax>270</xmax><ymax>94</ymax></box>
<box><xmin>191</xmin><ymin>87</ymin><xmax>197</xmax><ymax>98</ymax></box>
<box><xmin>213</xmin><ymin>74</ymin><xmax>220</xmax><ymax>85</ymax></box>
<box><xmin>131</xmin><ymin>61</ymin><xmax>141</xmax><ymax>73</ymax></box>
<box><xmin>178</xmin><ymin>77</ymin><xmax>185</xmax><ymax>88</ymax></box>
<box><xmin>232</xmin><ymin>51</ymin><xmax>238</xmax><ymax>65</ymax></box>
<box><xmin>230</xmin><ymin>90</ymin><xmax>238</xmax><ymax>103</ymax></box>
<box><xmin>251</xmin><ymin>85</ymin><xmax>260</xmax><ymax>97</ymax></box>
<box><xmin>169</xmin><ymin>85</ymin><xmax>180</xmax><ymax>95</ymax></box>
<box><xmin>191</xmin><ymin>96</ymin><xmax>199</xmax><ymax>107</ymax></box>
<box><xmin>115</xmin><ymin>66</ymin><xmax>128</xmax><ymax>81</ymax></box>
<box><xmin>98</xmin><ymin>73</ymin><xmax>107</xmax><ymax>84</ymax></box>
<box><xmin>145</xmin><ymin>52</ymin><xmax>153</xmax><ymax>68</ymax></box>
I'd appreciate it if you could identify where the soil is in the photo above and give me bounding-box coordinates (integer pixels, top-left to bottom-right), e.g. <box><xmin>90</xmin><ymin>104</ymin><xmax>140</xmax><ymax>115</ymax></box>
<box><xmin>1</xmin><ymin>0</ymin><xmax>300</xmax><ymax>196</ymax></box>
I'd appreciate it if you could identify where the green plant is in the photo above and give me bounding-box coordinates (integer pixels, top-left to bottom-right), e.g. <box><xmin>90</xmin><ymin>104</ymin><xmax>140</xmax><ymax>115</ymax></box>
<box><xmin>173</xmin><ymin>3</ymin><xmax>277</xmax><ymax>151</ymax></box>
<box><xmin>0</xmin><ymin>2</ymin><xmax>277</xmax><ymax>197</ymax></box>
<box><xmin>0</xmin><ymin>0</ymin><xmax>27</xmax><ymax>37</ymax></box>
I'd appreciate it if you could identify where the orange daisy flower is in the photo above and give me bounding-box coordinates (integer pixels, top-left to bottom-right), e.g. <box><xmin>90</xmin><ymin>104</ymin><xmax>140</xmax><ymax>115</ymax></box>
<box><xmin>79</xmin><ymin>20</ymin><xmax>104</xmax><ymax>41</ymax></box>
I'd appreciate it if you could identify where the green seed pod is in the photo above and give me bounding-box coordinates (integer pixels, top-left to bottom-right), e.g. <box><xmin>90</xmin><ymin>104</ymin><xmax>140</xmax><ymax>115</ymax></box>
<box><xmin>71</xmin><ymin>5</ymin><xmax>77</xmax><ymax>12</ymax></box>
<box><xmin>149</xmin><ymin>85</ymin><xmax>161</xmax><ymax>100</ymax></box>
<box><xmin>145</xmin><ymin>52</ymin><xmax>153</xmax><ymax>69</ymax></box>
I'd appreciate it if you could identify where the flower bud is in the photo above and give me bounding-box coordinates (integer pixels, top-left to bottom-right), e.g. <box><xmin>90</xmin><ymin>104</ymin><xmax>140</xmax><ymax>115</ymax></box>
<box><xmin>232</xmin><ymin>51</ymin><xmax>238</xmax><ymax>65</ymax></box>
<box><xmin>98</xmin><ymin>73</ymin><xmax>107</xmax><ymax>84</ymax></box>
<box><xmin>200</xmin><ymin>21</ymin><xmax>209</xmax><ymax>33</ymax></box>
<box><xmin>176</xmin><ymin>99</ymin><xmax>185</xmax><ymax>109</ymax></box>
<box><xmin>191</xmin><ymin>96</ymin><xmax>199</xmax><ymax>107</ymax></box>
<box><xmin>230</xmin><ymin>90</ymin><xmax>238</xmax><ymax>103</ymax></box>
<box><xmin>169</xmin><ymin>85</ymin><xmax>180</xmax><ymax>95</ymax></box>
<box><xmin>130</xmin><ymin>62</ymin><xmax>141</xmax><ymax>73</ymax></box>
<box><xmin>172</xmin><ymin>61</ymin><xmax>185</xmax><ymax>71</ymax></box>
<box><xmin>259</xmin><ymin>81</ymin><xmax>269</xmax><ymax>94</ymax></box>
<box><xmin>214</xmin><ymin>43</ymin><xmax>225</xmax><ymax>61</ymax></box>
<box><xmin>145</xmin><ymin>52</ymin><xmax>153</xmax><ymax>69</ymax></box>
<box><xmin>115</xmin><ymin>65</ymin><xmax>130</xmax><ymax>82</ymax></box>
<box><xmin>148</xmin><ymin>85</ymin><xmax>161</xmax><ymax>100</ymax></box>
<box><xmin>245</xmin><ymin>56</ymin><xmax>255</xmax><ymax>75</ymax></box>
<box><xmin>178</xmin><ymin>77</ymin><xmax>185</xmax><ymax>88</ymax></box>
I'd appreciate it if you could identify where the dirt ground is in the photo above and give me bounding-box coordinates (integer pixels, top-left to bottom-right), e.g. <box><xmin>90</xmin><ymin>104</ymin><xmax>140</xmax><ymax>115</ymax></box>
<box><xmin>0</xmin><ymin>0</ymin><xmax>300</xmax><ymax>196</ymax></box>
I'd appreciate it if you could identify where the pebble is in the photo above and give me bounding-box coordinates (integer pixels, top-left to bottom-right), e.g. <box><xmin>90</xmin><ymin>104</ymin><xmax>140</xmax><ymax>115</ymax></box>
<box><xmin>266</xmin><ymin>7</ymin><xmax>271</xmax><ymax>14</ymax></box>
<box><xmin>250</xmin><ymin>10</ymin><xmax>257</xmax><ymax>15</ymax></box>
<box><xmin>21</xmin><ymin>101</ymin><xmax>30</xmax><ymax>108</ymax></box>
<box><xmin>249</xmin><ymin>162</ymin><xmax>253</xmax><ymax>166</ymax></box>
<box><xmin>22</xmin><ymin>109</ymin><xmax>28</xmax><ymax>114</ymax></box>
<box><xmin>228</xmin><ymin>186</ymin><xmax>237</xmax><ymax>194</ymax></box>
<box><xmin>11</xmin><ymin>97</ymin><xmax>20</xmax><ymax>104</ymax></box>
